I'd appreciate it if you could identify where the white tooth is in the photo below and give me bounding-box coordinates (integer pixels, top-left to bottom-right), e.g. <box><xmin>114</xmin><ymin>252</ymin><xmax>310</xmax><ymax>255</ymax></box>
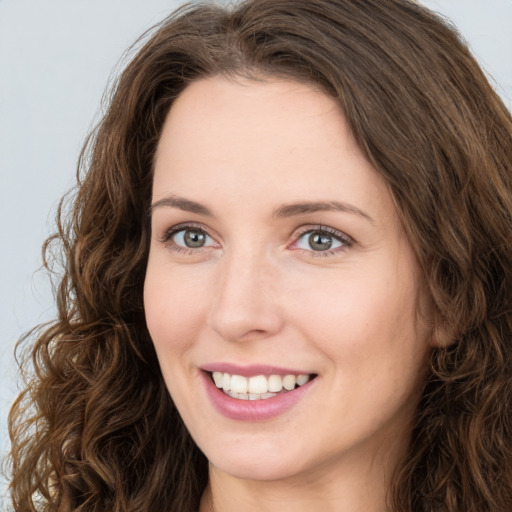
<box><xmin>213</xmin><ymin>372</ymin><xmax>223</xmax><ymax>388</ymax></box>
<box><xmin>249</xmin><ymin>375</ymin><xmax>268</xmax><ymax>394</ymax></box>
<box><xmin>283</xmin><ymin>374</ymin><xmax>297</xmax><ymax>391</ymax></box>
<box><xmin>249</xmin><ymin>393</ymin><xmax>259</xmax><ymax>400</ymax></box>
<box><xmin>296</xmin><ymin>374</ymin><xmax>310</xmax><ymax>386</ymax></box>
<box><xmin>222</xmin><ymin>373</ymin><xmax>231</xmax><ymax>391</ymax></box>
<box><xmin>261</xmin><ymin>392</ymin><xmax>276</xmax><ymax>399</ymax></box>
<box><xmin>227</xmin><ymin>391</ymin><xmax>238</xmax><ymax>399</ymax></box>
<box><xmin>238</xmin><ymin>393</ymin><xmax>250</xmax><ymax>400</ymax></box>
<box><xmin>268</xmin><ymin>374</ymin><xmax>283</xmax><ymax>392</ymax></box>
<box><xmin>231</xmin><ymin>375</ymin><xmax>248</xmax><ymax>394</ymax></box>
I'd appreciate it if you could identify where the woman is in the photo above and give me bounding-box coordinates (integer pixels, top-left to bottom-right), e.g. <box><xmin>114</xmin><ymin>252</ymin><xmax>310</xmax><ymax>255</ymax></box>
<box><xmin>9</xmin><ymin>0</ymin><xmax>512</xmax><ymax>511</ymax></box>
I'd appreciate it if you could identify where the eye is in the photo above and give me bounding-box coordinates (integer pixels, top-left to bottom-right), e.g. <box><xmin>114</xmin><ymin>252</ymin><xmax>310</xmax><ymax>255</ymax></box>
<box><xmin>160</xmin><ymin>224</ymin><xmax>217</xmax><ymax>251</ymax></box>
<box><xmin>293</xmin><ymin>226</ymin><xmax>352</xmax><ymax>255</ymax></box>
<box><xmin>174</xmin><ymin>228</ymin><xmax>212</xmax><ymax>248</ymax></box>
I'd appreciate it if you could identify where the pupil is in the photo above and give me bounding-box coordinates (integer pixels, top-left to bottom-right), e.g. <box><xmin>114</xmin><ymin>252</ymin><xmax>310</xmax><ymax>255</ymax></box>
<box><xmin>184</xmin><ymin>230</ymin><xmax>205</xmax><ymax>248</ymax></box>
<box><xmin>309</xmin><ymin>232</ymin><xmax>332</xmax><ymax>251</ymax></box>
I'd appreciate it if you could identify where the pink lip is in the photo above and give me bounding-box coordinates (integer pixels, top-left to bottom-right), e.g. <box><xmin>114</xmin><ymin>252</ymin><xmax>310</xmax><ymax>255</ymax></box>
<box><xmin>201</xmin><ymin>362</ymin><xmax>312</xmax><ymax>377</ymax></box>
<box><xmin>200</xmin><ymin>369</ymin><xmax>317</xmax><ymax>422</ymax></box>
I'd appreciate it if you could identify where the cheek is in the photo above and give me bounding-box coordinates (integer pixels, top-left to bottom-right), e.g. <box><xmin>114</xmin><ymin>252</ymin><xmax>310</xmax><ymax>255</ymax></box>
<box><xmin>296</xmin><ymin>270</ymin><xmax>430</xmax><ymax>427</ymax></box>
<box><xmin>287</xmin><ymin>261</ymin><xmax>429</xmax><ymax>371</ymax></box>
<box><xmin>143</xmin><ymin>260</ymin><xmax>209</xmax><ymax>358</ymax></box>
<box><xmin>143</xmin><ymin>264</ymin><xmax>211</xmax><ymax>420</ymax></box>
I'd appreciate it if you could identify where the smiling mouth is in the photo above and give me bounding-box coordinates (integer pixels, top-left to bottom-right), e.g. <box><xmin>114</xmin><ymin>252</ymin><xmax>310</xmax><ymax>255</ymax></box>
<box><xmin>210</xmin><ymin>371</ymin><xmax>317</xmax><ymax>400</ymax></box>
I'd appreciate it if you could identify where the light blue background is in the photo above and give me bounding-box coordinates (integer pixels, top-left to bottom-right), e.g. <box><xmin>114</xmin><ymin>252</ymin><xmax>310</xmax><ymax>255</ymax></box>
<box><xmin>1</xmin><ymin>0</ymin><xmax>511</xmax><ymax>505</ymax></box>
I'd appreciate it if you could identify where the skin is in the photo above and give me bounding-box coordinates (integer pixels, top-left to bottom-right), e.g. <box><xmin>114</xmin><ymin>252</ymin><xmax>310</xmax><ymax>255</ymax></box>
<box><xmin>144</xmin><ymin>76</ymin><xmax>436</xmax><ymax>512</ymax></box>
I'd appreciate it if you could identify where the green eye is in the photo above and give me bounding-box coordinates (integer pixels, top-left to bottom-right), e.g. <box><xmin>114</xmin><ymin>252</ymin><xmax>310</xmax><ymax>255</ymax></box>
<box><xmin>307</xmin><ymin>232</ymin><xmax>334</xmax><ymax>251</ymax></box>
<box><xmin>295</xmin><ymin>228</ymin><xmax>350</xmax><ymax>253</ymax></box>
<box><xmin>184</xmin><ymin>230</ymin><xmax>206</xmax><ymax>247</ymax></box>
<box><xmin>172</xmin><ymin>228</ymin><xmax>214</xmax><ymax>248</ymax></box>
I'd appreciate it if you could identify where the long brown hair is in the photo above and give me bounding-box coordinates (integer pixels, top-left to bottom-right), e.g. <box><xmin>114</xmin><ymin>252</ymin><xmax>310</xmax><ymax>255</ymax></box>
<box><xmin>9</xmin><ymin>1</ymin><xmax>512</xmax><ymax>511</ymax></box>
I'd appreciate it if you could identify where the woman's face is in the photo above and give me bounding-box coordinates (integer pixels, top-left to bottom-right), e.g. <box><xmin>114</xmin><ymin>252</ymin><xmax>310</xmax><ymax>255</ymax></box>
<box><xmin>144</xmin><ymin>76</ymin><xmax>434</xmax><ymax>483</ymax></box>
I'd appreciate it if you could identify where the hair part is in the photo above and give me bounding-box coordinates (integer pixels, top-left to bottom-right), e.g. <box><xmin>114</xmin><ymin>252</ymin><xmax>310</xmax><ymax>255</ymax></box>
<box><xmin>9</xmin><ymin>1</ymin><xmax>512</xmax><ymax>511</ymax></box>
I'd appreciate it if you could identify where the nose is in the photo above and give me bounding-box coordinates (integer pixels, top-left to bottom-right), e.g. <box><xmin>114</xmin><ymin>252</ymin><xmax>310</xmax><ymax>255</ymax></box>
<box><xmin>208</xmin><ymin>248</ymin><xmax>284</xmax><ymax>343</ymax></box>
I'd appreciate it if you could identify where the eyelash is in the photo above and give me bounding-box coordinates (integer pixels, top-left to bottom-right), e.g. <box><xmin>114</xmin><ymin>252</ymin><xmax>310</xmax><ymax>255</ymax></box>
<box><xmin>158</xmin><ymin>223</ymin><xmax>353</xmax><ymax>257</ymax></box>
<box><xmin>158</xmin><ymin>222</ymin><xmax>213</xmax><ymax>254</ymax></box>
<box><xmin>292</xmin><ymin>225</ymin><xmax>353</xmax><ymax>257</ymax></box>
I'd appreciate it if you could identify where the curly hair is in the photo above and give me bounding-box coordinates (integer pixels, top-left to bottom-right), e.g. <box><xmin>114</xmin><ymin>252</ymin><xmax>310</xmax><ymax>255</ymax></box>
<box><xmin>8</xmin><ymin>0</ymin><xmax>512</xmax><ymax>511</ymax></box>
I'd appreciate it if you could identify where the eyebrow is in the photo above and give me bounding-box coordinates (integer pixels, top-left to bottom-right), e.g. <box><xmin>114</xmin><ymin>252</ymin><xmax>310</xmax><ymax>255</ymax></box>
<box><xmin>150</xmin><ymin>195</ymin><xmax>373</xmax><ymax>223</ymax></box>
<box><xmin>150</xmin><ymin>195</ymin><xmax>214</xmax><ymax>217</ymax></box>
<box><xmin>273</xmin><ymin>201</ymin><xmax>374</xmax><ymax>223</ymax></box>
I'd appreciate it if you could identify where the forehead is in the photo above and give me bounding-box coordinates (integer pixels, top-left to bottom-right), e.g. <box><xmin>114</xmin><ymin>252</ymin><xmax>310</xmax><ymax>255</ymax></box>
<box><xmin>155</xmin><ymin>76</ymin><xmax>349</xmax><ymax>159</ymax></box>
<box><xmin>152</xmin><ymin>76</ymin><xmax>394</xmax><ymax>226</ymax></box>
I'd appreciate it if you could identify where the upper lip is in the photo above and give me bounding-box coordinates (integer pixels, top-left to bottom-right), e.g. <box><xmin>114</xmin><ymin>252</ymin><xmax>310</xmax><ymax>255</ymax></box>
<box><xmin>201</xmin><ymin>362</ymin><xmax>315</xmax><ymax>377</ymax></box>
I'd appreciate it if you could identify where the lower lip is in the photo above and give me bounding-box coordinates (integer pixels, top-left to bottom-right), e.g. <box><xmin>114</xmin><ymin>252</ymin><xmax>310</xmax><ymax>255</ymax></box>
<box><xmin>201</xmin><ymin>371</ymin><xmax>316</xmax><ymax>421</ymax></box>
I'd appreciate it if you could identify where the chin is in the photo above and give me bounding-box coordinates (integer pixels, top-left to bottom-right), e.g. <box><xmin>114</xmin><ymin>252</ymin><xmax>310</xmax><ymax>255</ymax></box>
<box><xmin>211</xmin><ymin>458</ymin><xmax>302</xmax><ymax>482</ymax></box>
<box><xmin>202</xmin><ymin>439</ymin><xmax>310</xmax><ymax>482</ymax></box>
